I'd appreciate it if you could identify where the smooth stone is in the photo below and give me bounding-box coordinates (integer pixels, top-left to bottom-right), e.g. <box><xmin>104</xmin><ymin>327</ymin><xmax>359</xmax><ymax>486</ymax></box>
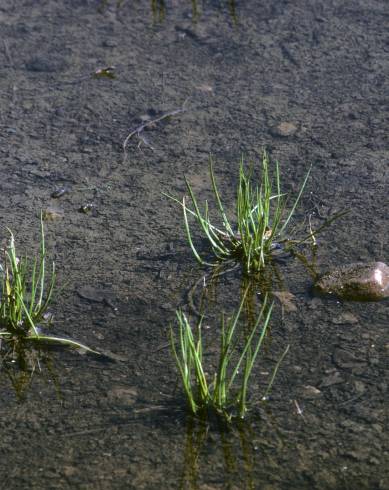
<box><xmin>314</xmin><ymin>261</ymin><xmax>389</xmax><ymax>301</ymax></box>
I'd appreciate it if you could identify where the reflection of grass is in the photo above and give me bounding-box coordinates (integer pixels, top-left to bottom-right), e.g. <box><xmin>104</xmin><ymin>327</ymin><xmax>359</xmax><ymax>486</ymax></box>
<box><xmin>0</xmin><ymin>217</ymin><xmax>96</xmax><ymax>353</ymax></box>
<box><xmin>180</xmin><ymin>415</ymin><xmax>256</xmax><ymax>489</ymax></box>
<box><xmin>168</xmin><ymin>151</ymin><xmax>310</xmax><ymax>274</ymax></box>
<box><xmin>0</xmin><ymin>339</ymin><xmax>61</xmax><ymax>401</ymax></box>
<box><xmin>170</xmin><ymin>290</ymin><xmax>287</xmax><ymax>420</ymax></box>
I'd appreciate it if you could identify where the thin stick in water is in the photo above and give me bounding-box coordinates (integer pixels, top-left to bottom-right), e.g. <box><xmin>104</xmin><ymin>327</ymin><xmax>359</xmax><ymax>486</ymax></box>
<box><xmin>122</xmin><ymin>100</ymin><xmax>189</xmax><ymax>154</ymax></box>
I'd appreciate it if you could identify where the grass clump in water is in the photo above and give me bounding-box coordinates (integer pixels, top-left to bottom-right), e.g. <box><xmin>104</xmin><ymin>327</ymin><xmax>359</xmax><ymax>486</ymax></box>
<box><xmin>0</xmin><ymin>217</ymin><xmax>96</xmax><ymax>353</ymax></box>
<box><xmin>168</xmin><ymin>151</ymin><xmax>310</xmax><ymax>274</ymax></box>
<box><xmin>170</xmin><ymin>291</ymin><xmax>287</xmax><ymax>421</ymax></box>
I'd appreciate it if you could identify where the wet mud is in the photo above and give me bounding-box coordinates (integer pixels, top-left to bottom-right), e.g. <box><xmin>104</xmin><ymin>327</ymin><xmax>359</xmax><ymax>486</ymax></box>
<box><xmin>0</xmin><ymin>1</ymin><xmax>388</xmax><ymax>489</ymax></box>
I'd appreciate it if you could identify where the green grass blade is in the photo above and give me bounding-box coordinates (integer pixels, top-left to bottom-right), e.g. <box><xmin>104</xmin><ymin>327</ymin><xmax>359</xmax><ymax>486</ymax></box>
<box><xmin>25</xmin><ymin>334</ymin><xmax>100</xmax><ymax>354</ymax></box>
<box><xmin>279</xmin><ymin>165</ymin><xmax>311</xmax><ymax>236</ymax></box>
<box><xmin>262</xmin><ymin>344</ymin><xmax>290</xmax><ymax>401</ymax></box>
<box><xmin>209</xmin><ymin>158</ymin><xmax>234</xmax><ymax>236</ymax></box>
<box><xmin>182</xmin><ymin>197</ymin><xmax>211</xmax><ymax>267</ymax></box>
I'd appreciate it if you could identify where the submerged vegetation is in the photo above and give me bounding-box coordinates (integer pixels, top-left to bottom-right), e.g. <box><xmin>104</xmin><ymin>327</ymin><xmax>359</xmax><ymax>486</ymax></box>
<box><xmin>170</xmin><ymin>290</ymin><xmax>287</xmax><ymax>420</ymax></box>
<box><xmin>0</xmin><ymin>217</ymin><xmax>96</xmax><ymax>354</ymax></box>
<box><xmin>168</xmin><ymin>151</ymin><xmax>311</xmax><ymax>275</ymax></box>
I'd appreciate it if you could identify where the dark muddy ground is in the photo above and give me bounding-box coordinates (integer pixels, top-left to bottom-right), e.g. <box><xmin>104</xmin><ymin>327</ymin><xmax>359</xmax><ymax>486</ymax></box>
<box><xmin>0</xmin><ymin>1</ymin><xmax>388</xmax><ymax>489</ymax></box>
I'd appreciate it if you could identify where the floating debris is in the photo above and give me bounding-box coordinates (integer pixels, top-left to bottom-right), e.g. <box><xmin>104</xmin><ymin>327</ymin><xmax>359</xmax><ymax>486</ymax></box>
<box><xmin>93</xmin><ymin>66</ymin><xmax>116</xmax><ymax>79</ymax></box>
<box><xmin>78</xmin><ymin>203</ymin><xmax>95</xmax><ymax>214</ymax></box>
<box><xmin>51</xmin><ymin>187</ymin><xmax>69</xmax><ymax>199</ymax></box>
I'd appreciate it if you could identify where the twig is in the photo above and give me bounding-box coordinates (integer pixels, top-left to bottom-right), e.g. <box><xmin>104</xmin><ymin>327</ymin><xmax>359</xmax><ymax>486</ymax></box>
<box><xmin>293</xmin><ymin>399</ymin><xmax>306</xmax><ymax>421</ymax></box>
<box><xmin>122</xmin><ymin>100</ymin><xmax>188</xmax><ymax>154</ymax></box>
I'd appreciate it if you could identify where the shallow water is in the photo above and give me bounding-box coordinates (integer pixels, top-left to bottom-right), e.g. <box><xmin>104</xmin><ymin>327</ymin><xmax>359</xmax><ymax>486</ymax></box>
<box><xmin>0</xmin><ymin>1</ymin><xmax>388</xmax><ymax>488</ymax></box>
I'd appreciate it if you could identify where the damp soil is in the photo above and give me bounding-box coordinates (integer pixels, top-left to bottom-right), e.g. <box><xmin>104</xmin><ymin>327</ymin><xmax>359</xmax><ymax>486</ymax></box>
<box><xmin>0</xmin><ymin>1</ymin><xmax>388</xmax><ymax>489</ymax></box>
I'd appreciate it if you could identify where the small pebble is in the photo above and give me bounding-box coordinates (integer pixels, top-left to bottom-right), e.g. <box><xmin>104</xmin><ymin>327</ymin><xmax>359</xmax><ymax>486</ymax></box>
<box><xmin>354</xmin><ymin>380</ymin><xmax>365</xmax><ymax>394</ymax></box>
<box><xmin>270</xmin><ymin>121</ymin><xmax>298</xmax><ymax>137</ymax></box>
<box><xmin>195</xmin><ymin>84</ymin><xmax>214</xmax><ymax>94</ymax></box>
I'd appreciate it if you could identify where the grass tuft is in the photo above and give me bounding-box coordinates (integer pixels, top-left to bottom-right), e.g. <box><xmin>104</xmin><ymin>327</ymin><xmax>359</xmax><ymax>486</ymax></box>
<box><xmin>0</xmin><ymin>216</ymin><xmax>97</xmax><ymax>354</ymax></box>
<box><xmin>170</xmin><ymin>290</ymin><xmax>287</xmax><ymax>421</ymax></box>
<box><xmin>167</xmin><ymin>151</ymin><xmax>311</xmax><ymax>274</ymax></box>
